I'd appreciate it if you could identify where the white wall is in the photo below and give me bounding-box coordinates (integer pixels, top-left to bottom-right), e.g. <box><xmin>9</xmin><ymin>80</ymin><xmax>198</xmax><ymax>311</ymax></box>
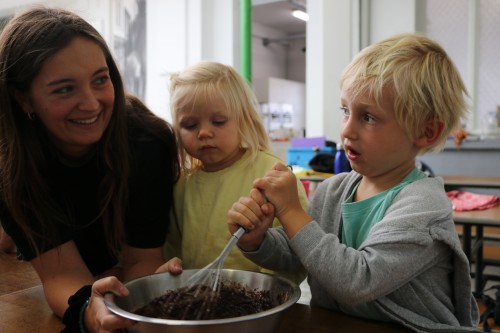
<box><xmin>0</xmin><ymin>0</ymin><xmax>241</xmax><ymax>123</ymax></box>
<box><xmin>287</xmin><ymin>38</ymin><xmax>306</xmax><ymax>83</ymax></box>
<box><xmin>0</xmin><ymin>0</ymin><xmax>420</xmax><ymax>141</ymax></box>
<box><xmin>304</xmin><ymin>0</ymin><xmax>419</xmax><ymax>142</ymax></box>
<box><xmin>252</xmin><ymin>22</ymin><xmax>288</xmax><ymax>82</ymax></box>
<box><xmin>368</xmin><ymin>0</ymin><xmax>418</xmax><ymax>43</ymax></box>
<box><xmin>145</xmin><ymin>0</ymin><xmax>240</xmax><ymax>121</ymax></box>
<box><xmin>145</xmin><ymin>0</ymin><xmax>186</xmax><ymax>122</ymax></box>
<box><xmin>305</xmin><ymin>0</ymin><xmax>353</xmax><ymax>142</ymax></box>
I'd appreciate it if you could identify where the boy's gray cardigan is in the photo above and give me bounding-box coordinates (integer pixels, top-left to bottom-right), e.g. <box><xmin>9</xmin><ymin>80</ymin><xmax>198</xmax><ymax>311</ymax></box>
<box><xmin>244</xmin><ymin>172</ymin><xmax>480</xmax><ymax>333</ymax></box>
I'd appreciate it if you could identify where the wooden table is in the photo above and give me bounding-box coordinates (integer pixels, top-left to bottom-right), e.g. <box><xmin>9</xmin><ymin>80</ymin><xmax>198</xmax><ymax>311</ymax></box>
<box><xmin>442</xmin><ymin>175</ymin><xmax>500</xmax><ymax>295</ymax></box>
<box><xmin>0</xmin><ymin>286</ymin><xmax>412</xmax><ymax>333</ymax></box>
<box><xmin>452</xmin><ymin>205</ymin><xmax>500</xmax><ymax>294</ymax></box>
<box><xmin>442</xmin><ymin>175</ymin><xmax>500</xmax><ymax>189</ymax></box>
<box><xmin>278</xmin><ymin>303</ymin><xmax>411</xmax><ymax>333</ymax></box>
<box><xmin>0</xmin><ymin>252</ymin><xmax>412</xmax><ymax>333</ymax></box>
<box><xmin>0</xmin><ymin>285</ymin><xmax>64</xmax><ymax>332</ymax></box>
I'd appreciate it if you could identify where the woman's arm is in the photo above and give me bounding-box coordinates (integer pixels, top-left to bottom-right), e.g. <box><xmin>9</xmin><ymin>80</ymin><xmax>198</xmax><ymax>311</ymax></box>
<box><xmin>120</xmin><ymin>245</ymin><xmax>165</xmax><ymax>282</ymax></box>
<box><xmin>0</xmin><ymin>225</ymin><xmax>16</xmax><ymax>253</ymax></box>
<box><xmin>30</xmin><ymin>241</ymin><xmax>94</xmax><ymax>317</ymax></box>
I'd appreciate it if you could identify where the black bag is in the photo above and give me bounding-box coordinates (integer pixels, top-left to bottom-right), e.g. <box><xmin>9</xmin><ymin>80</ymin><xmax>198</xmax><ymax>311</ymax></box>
<box><xmin>308</xmin><ymin>153</ymin><xmax>334</xmax><ymax>173</ymax></box>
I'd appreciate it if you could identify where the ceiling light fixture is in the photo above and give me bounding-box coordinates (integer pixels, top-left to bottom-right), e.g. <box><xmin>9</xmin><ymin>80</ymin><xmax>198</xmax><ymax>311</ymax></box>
<box><xmin>292</xmin><ymin>9</ymin><xmax>309</xmax><ymax>22</ymax></box>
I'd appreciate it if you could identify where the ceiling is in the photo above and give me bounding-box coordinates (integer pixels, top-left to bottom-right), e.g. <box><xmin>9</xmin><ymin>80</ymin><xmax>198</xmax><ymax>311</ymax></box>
<box><xmin>252</xmin><ymin>0</ymin><xmax>306</xmax><ymax>35</ymax></box>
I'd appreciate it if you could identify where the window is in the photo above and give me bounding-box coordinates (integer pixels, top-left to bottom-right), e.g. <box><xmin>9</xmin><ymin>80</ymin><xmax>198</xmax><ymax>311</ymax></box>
<box><xmin>426</xmin><ymin>0</ymin><xmax>500</xmax><ymax>134</ymax></box>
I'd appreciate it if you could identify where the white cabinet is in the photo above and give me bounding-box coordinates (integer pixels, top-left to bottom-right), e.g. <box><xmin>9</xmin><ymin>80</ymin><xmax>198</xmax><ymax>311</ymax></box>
<box><xmin>254</xmin><ymin>77</ymin><xmax>306</xmax><ymax>139</ymax></box>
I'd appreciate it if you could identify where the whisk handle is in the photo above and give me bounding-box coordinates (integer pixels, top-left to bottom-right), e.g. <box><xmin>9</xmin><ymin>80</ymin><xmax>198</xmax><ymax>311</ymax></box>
<box><xmin>232</xmin><ymin>190</ymin><xmax>267</xmax><ymax>240</ymax></box>
<box><xmin>233</xmin><ymin>226</ymin><xmax>246</xmax><ymax>240</ymax></box>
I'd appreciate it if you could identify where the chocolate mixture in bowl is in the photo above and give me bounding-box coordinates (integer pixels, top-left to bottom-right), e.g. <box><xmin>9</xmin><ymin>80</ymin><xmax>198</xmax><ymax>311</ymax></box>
<box><xmin>134</xmin><ymin>281</ymin><xmax>290</xmax><ymax>320</ymax></box>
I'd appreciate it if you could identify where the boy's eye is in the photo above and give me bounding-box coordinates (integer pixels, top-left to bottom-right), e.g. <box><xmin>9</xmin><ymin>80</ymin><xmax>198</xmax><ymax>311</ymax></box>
<box><xmin>340</xmin><ymin>107</ymin><xmax>349</xmax><ymax>116</ymax></box>
<box><xmin>363</xmin><ymin>114</ymin><xmax>376</xmax><ymax>123</ymax></box>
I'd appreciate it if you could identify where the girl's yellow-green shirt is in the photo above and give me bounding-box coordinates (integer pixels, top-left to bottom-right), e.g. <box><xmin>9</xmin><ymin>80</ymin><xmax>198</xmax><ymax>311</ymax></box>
<box><xmin>164</xmin><ymin>150</ymin><xmax>309</xmax><ymax>284</ymax></box>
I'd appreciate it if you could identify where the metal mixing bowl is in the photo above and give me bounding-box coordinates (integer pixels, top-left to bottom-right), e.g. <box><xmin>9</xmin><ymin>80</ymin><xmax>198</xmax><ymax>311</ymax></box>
<box><xmin>104</xmin><ymin>269</ymin><xmax>301</xmax><ymax>333</ymax></box>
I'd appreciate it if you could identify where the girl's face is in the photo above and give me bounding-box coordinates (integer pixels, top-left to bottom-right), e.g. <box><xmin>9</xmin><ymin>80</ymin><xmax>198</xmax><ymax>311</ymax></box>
<box><xmin>16</xmin><ymin>36</ymin><xmax>114</xmax><ymax>157</ymax></box>
<box><xmin>177</xmin><ymin>95</ymin><xmax>244</xmax><ymax>172</ymax></box>
<box><xmin>339</xmin><ymin>87</ymin><xmax>419</xmax><ymax>184</ymax></box>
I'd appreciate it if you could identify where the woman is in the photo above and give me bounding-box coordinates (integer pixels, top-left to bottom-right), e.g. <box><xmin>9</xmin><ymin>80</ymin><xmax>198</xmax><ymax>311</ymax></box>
<box><xmin>0</xmin><ymin>6</ymin><xmax>181</xmax><ymax>332</ymax></box>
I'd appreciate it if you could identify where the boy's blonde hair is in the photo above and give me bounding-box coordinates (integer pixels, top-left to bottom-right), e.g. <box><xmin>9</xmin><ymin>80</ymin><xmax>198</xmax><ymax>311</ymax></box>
<box><xmin>170</xmin><ymin>61</ymin><xmax>270</xmax><ymax>172</ymax></box>
<box><xmin>340</xmin><ymin>33</ymin><xmax>469</xmax><ymax>154</ymax></box>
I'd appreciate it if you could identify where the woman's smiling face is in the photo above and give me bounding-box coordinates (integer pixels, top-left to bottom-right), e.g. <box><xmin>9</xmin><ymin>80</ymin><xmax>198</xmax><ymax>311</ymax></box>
<box><xmin>16</xmin><ymin>36</ymin><xmax>115</xmax><ymax>157</ymax></box>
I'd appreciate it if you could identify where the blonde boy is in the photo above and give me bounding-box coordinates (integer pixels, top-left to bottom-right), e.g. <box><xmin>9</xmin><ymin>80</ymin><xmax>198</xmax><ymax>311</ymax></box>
<box><xmin>228</xmin><ymin>34</ymin><xmax>479</xmax><ymax>332</ymax></box>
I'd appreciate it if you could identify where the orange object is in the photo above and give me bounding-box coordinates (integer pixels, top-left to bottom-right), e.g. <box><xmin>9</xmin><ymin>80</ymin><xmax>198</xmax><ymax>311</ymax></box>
<box><xmin>452</xmin><ymin>128</ymin><xmax>468</xmax><ymax>148</ymax></box>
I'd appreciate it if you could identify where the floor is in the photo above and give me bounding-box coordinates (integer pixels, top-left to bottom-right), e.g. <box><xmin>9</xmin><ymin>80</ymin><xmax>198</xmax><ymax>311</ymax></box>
<box><xmin>475</xmin><ymin>261</ymin><xmax>500</xmax><ymax>333</ymax></box>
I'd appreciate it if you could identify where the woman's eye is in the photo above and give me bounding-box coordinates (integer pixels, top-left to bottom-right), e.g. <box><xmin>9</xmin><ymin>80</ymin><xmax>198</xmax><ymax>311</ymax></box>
<box><xmin>53</xmin><ymin>86</ymin><xmax>73</xmax><ymax>94</ymax></box>
<box><xmin>94</xmin><ymin>75</ymin><xmax>110</xmax><ymax>85</ymax></box>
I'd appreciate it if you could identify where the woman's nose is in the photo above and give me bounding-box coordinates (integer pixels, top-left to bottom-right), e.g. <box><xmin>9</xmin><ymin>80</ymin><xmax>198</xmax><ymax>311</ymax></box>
<box><xmin>78</xmin><ymin>87</ymin><xmax>100</xmax><ymax>111</ymax></box>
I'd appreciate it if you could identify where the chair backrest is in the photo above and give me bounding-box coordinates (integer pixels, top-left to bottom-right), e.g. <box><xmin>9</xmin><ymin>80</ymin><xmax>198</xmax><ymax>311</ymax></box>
<box><xmin>416</xmin><ymin>159</ymin><xmax>434</xmax><ymax>177</ymax></box>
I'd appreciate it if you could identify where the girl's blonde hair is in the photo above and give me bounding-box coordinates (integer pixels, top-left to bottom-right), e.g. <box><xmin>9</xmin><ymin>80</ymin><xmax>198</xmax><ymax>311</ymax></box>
<box><xmin>340</xmin><ymin>33</ymin><xmax>469</xmax><ymax>154</ymax></box>
<box><xmin>170</xmin><ymin>61</ymin><xmax>270</xmax><ymax>172</ymax></box>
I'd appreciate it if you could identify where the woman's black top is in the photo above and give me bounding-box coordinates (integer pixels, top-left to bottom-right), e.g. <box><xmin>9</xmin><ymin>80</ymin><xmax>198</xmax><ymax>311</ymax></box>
<box><xmin>0</xmin><ymin>125</ymin><xmax>176</xmax><ymax>276</ymax></box>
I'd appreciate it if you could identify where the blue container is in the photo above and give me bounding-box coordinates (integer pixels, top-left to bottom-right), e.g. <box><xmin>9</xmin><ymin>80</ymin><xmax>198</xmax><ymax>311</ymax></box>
<box><xmin>287</xmin><ymin>146</ymin><xmax>336</xmax><ymax>169</ymax></box>
<box><xmin>334</xmin><ymin>143</ymin><xmax>351</xmax><ymax>174</ymax></box>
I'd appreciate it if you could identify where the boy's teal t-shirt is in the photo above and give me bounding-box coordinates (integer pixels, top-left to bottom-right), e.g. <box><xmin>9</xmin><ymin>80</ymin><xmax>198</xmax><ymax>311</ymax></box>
<box><xmin>338</xmin><ymin>167</ymin><xmax>427</xmax><ymax>321</ymax></box>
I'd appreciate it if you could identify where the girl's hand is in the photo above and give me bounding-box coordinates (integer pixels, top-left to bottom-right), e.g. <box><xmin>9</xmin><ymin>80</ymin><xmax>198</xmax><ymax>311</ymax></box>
<box><xmin>227</xmin><ymin>188</ymin><xmax>274</xmax><ymax>252</ymax></box>
<box><xmin>155</xmin><ymin>257</ymin><xmax>183</xmax><ymax>274</ymax></box>
<box><xmin>85</xmin><ymin>276</ymin><xmax>136</xmax><ymax>332</ymax></box>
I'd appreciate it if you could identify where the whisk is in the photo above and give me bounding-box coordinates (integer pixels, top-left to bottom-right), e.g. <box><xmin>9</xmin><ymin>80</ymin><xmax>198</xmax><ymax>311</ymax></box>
<box><xmin>180</xmin><ymin>191</ymin><xmax>268</xmax><ymax>319</ymax></box>
<box><xmin>169</xmin><ymin>227</ymin><xmax>246</xmax><ymax>320</ymax></box>
<box><xmin>186</xmin><ymin>226</ymin><xmax>246</xmax><ymax>291</ymax></box>
<box><xmin>187</xmin><ymin>190</ymin><xmax>269</xmax><ymax>291</ymax></box>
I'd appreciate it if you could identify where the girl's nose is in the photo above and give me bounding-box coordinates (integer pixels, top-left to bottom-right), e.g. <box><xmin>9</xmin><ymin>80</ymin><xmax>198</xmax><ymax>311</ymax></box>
<box><xmin>197</xmin><ymin>125</ymin><xmax>213</xmax><ymax>139</ymax></box>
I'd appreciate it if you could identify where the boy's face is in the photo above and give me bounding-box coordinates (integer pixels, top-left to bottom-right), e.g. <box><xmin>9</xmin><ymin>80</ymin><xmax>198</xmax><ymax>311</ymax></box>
<box><xmin>339</xmin><ymin>87</ymin><xmax>420</xmax><ymax>182</ymax></box>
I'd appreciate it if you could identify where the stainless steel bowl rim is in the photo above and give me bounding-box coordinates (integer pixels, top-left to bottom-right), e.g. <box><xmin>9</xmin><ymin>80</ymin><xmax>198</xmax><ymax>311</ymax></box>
<box><xmin>104</xmin><ymin>269</ymin><xmax>301</xmax><ymax>326</ymax></box>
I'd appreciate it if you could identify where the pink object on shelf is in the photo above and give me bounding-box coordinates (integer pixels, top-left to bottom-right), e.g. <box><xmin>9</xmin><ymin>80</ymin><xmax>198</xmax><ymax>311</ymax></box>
<box><xmin>446</xmin><ymin>190</ymin><xmax>500</xmax><ymax>211</ymax></box>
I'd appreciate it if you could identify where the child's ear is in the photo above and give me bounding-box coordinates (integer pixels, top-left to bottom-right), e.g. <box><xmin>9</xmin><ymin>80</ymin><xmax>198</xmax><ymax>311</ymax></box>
<box><xmin>414</xmin><ymin>119</ymin><xmax>444</xmax><ymax>148</ymax></box>
<box><xmin>12</xmin><ymin>89</ymin><xmax>34</xmax><ymax>114</ymax></box>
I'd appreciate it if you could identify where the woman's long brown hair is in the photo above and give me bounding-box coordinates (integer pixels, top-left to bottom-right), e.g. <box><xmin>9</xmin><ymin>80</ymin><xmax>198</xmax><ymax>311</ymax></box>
<box><xmin>0</xmin><ymin>6</ymin><xmax>177</xmax><ymax>258</ymax></box>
